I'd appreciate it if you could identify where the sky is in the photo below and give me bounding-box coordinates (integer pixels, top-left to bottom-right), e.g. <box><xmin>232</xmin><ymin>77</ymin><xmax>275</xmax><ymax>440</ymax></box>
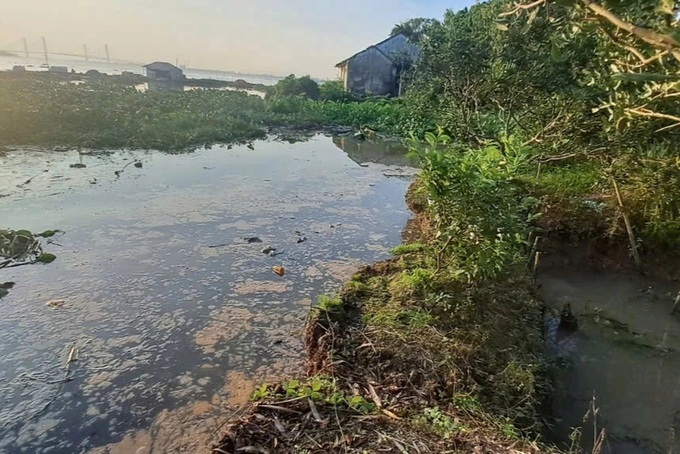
<box><xmin>0</xmin><ymin>0</ymin><xmax>474</xmax><ymax>78</ymax></box>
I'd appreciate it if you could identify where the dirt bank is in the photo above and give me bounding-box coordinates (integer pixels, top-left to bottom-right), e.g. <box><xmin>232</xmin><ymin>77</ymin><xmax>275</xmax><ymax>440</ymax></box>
<box><xmin>212</xmin><ymin>183</ymin><xmax>558</xmax><ymax>453</ymax></box>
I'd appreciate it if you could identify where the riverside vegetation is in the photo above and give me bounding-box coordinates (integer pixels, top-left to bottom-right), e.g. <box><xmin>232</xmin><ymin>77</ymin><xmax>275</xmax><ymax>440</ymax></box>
<box><xmin>217</xmin><ymin>0</ymin><xmax>680</xmax><ymax>452</ymax></box>
<box><xmin>3</xmin><ymin>0</ymin><xmax>680</xmax><ymax>450</ymax></box>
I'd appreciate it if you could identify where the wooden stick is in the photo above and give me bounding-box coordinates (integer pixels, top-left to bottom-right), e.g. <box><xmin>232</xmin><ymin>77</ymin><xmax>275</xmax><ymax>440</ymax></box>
<box><xmin>533</xmin><ymin>251</ymin><xmax>542</xmax><ymax>278</ymax></box>
<box><xmin>671</xmin><ymin>291</ymin><xmax>680</xmax><ymax>315</ymax></box>
<box><xmin>612</xmin><ymin>179</ymin><xmax>642</xmax><ymax>272</ymax></box>
<box><xmin>527</xmin><ymin>235</ymin><xmax>541</xmax><ymax>268</ymax></box>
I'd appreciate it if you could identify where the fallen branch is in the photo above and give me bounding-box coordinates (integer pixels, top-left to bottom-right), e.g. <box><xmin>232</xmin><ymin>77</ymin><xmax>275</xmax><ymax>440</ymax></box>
<box><xmin>671</xmin><ymin>291</ymin><xmax>680</xmax><ymax>315</ymax></box>
<box><xmin>612</xmin><ymin>179</ymin><xmax>642</xmax><ymax>273</ymax></box>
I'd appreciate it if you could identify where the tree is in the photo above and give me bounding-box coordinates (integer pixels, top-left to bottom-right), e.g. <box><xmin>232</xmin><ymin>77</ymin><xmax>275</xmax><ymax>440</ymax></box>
<box><xmin>406</xmin><ymin>0</ymin><xmax>600</xmax><ymax>151</ymax></box>
<box><xmin>501</xmin><ymin>0</ymin><xmax>680</xmax><ymax>134</ymax></box>
<box><xmin>391</xmin><ymin>18</ymin><xmax>438</xmax><ymax>43</ymax></box>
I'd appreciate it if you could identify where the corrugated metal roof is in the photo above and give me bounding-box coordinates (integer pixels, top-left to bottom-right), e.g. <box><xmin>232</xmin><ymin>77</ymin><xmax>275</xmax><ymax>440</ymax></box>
<box><xmin>335</xmin><ymin>34</ymin><xmax>413</xmax><ymax>67</ymax></box>
<box><xmin>144</xmin><ymin>61</ymin><xmax>181</xmax><ymax>71</ymax></box>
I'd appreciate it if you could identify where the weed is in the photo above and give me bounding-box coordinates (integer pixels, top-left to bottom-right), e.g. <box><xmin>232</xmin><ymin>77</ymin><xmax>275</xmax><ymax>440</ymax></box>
<box><xmin>250</xmin><ymin>383</ymin><xmax>272</xmax><ymax>401</ymax></box>
<box><xmin>421</xmin><ymin>406</ymin><xmax>465</xmax><ymax>438</ymax></box>
<box><xmin>454</xmin><ymin>393</ymin><xmax>482</xmax><ymax>413</ymax></box>
<box><xmin>388</xmin><ymin>268</ymin><xmax>435</xmax><ymax>296</ymax></box>
<box><xmin>391</xmin><ymin>243</ymin><xmax>425</xmax><ymax>255</ymax></box>
<box><xmin>252</xmin><ymin>376</ymin><xmax>375</xmax><ymax>415</ymax></box>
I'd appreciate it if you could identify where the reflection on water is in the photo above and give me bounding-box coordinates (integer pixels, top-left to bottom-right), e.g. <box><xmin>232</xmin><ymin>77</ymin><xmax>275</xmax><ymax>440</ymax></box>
<box><xmin>333</xmin><ymin>136</ymin><xmax>412</xmax><ymax>168</ymax></box>
<box><xmin>0</xmin><ymin>135</ymin><xmax>414</xmax><ymax>452</ymax></box>
<box><xmin>541</xmin><ymin>269</ymin><xmax>680</xmax><ymax>454</ymax></box>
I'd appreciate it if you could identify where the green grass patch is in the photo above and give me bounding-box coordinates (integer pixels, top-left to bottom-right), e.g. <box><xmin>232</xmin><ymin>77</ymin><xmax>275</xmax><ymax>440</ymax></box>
<box><xmin>391</xmin><ymin>242</ymin><xmax>425</xmax><ymax>255</ymax></box>
<box><xmin>530</xmin><ymin>161</ymin><xmax>602</xmax><ymax>199</ymax></box>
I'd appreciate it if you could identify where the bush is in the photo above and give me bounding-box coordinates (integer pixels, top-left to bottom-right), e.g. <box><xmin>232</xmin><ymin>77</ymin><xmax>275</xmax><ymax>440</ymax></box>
<box><xmin>319</xmin><ymin>80</ymin><xmax>358</xmax><ymax>102</ymax></box>
<box><xmin>266</xmin><ymin>74</ymin><xmax>320</xmax><ymax>101</ymax></box>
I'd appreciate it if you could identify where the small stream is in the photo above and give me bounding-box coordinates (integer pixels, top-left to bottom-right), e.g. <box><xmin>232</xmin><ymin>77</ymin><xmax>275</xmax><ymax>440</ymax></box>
<box><xmin>0</xmin><ymin>135</ymin><xmax>414</xmax><ymax>453</ymax></box>
<box><xmin>541</xmin><ymin>267</ymin><xmax>680</xmax><ymax>454</ymax></box>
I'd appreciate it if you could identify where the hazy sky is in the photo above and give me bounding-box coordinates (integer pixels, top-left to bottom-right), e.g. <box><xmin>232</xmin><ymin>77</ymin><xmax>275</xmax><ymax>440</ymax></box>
<box><xmin>1</xmin><ymin>0</ymin><xmax>474</xmax><ymax>78</ymax></box>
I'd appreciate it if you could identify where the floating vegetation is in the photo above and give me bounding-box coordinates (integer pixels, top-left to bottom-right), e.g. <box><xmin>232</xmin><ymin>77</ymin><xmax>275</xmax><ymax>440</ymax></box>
<box><xmin>0</xmin><ymin>228</ymin><xmax>61</xmax><ymax>288</ymax></box>
<box><xmin>0</xmin><ymin>75</ymin><xmax>417</xmax><ymax>152</ymax></box>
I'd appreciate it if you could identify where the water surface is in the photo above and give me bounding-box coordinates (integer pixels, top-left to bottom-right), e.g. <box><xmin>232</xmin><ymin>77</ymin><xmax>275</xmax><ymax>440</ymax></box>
<box><xmin>0</xmin><ymin>135</ymin><xmax>414</xmax><ymax>453</ymax></box>
<box><xmin>541</xmin><ymin>268</ymin><xmax>680</xmax><ymax>454</ymax></box>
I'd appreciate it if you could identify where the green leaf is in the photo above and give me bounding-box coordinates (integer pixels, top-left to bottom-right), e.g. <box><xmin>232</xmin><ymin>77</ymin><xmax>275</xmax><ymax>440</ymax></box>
<box><xmin>37</xmin><ymin>230</ymin><xmax>62</xmax><ymax>238</ymax></box>
<box><xmin>37</xmin><ymin>253</ymin><xmax>57</xmax><ymax>264</ymax></box>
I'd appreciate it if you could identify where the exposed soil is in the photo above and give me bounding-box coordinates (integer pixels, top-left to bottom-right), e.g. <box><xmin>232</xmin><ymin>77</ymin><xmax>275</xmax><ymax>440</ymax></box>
<box><xmin>211</xmin><ymin>179</ymin><xmax>559</xmax><ymax>453</ymax></box>
<box><xmin>213</xmin><ymin>258</ymin><xmax>552</xmax><ymax>453</ymax></box>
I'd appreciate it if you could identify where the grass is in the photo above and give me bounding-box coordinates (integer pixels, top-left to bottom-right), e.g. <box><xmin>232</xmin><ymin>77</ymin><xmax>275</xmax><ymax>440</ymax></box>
<box><xmin>531</xmin><ymin>161</ymin><xmax>602</xmax><ymax>199</ymax></box>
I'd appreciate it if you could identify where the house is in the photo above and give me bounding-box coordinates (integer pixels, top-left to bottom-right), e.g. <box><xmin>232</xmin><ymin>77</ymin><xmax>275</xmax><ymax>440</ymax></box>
<box><xmin>48</xmin><ymin>66</ymin><xmax>68</xmax><ymax>74</ymax></box>
<box><xmin>143</xmin><ymin>61</ymin><xmax>184</xmax><ymax>82</ymax></box>
<box><xmin>335</xmin><ymin>34</ymin><xmax>420</xmax><ymax>97</ymax></box>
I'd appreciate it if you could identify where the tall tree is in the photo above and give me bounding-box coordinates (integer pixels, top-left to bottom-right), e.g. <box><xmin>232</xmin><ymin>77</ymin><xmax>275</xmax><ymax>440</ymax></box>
<box><xmin>391</xmin><ymin>18</ymin><xmax>438</xmax><ymax>43</ymax></box>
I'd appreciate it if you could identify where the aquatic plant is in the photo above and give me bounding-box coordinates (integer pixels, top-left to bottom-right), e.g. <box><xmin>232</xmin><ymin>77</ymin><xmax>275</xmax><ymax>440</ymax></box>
<box><xmin>0</xmin><ymin>229</ymin><xmax>59</xmax><ymax>269</ymax></box>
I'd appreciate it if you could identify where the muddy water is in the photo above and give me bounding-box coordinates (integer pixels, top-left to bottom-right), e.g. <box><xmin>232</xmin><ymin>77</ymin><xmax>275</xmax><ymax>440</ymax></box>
<box><xmin>0</xmin><ymin>135</ymin><xmax>414</xmax><ymax>453</ymax></box>
<box><xmin>541</xmin><ymin>268</ymin><xmax>680</xmax><ymax>453</ymax></box>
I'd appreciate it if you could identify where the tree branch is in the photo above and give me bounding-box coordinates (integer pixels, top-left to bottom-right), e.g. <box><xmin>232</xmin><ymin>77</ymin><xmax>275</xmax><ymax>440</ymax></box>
<box><xmin>502</xmin><ymin>0</ymin><xmax>680</xmax><ymax>61</ymax></box>
<box><xmin>499</xmin><ymin>0</ymin><xmax>547</xmax><ymax>18</ymax></box>
<box><xmin>581</xmin><ymin>0</ymin><xmax>680</xmax><ymax>60</ymax></box>
<box><xmin>626</xmin><ymin>107</ymin><xmax>680</xmax><ymax>126</ymax></box>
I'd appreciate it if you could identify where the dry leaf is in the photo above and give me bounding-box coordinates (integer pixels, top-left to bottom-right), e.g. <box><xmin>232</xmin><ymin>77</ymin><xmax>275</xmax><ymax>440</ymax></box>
<box><xmin>46</xmin><ymin>299</ymin><xmax>66</xmax><ymax>308</ymax></box>
<box><xmin>381</xmin><ymin>409</ymin><xmax>401</xmax><ymax>420</ymax></box>
<box><xmin>272</xmin><ymin>266</ymin><xmax>285</xmax><ymax>277</ymax></box>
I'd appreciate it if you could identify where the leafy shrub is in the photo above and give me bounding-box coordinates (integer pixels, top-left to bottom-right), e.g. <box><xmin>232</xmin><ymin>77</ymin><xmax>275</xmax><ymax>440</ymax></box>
<box><xmin>319</xmin><ymin>80</ymin><xmax>358</xmax><ymax>102</ymax></box>
<box><xmin>407</xmin><ymin>131</ymin><xmax>533</xmax><ymax>281</ymax></box>
<box><xmin>266</xmin><ymin>74</ymin><xmax>320</xmax><ymax>101</ymax></box>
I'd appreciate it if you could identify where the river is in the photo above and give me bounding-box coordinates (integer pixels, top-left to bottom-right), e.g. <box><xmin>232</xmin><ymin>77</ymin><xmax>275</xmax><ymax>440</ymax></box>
<box><xmin>0</xmin><ymin>135</ymin><xmax>413</xmax><ymax>453</ymax></box>
<box><xmin>0</xmin><ymin>55</ymin><xmax>282</xmax><ymax>86</ymax></box>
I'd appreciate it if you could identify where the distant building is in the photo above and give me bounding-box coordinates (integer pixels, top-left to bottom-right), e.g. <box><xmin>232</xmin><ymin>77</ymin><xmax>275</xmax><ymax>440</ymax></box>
<box><xmin>143</xmin><ymin>61</ymin><xmax>184</xmax><ymax>82</ymax></box>
<box><xmin>48</xmin><ymin>66</ymin><xmax>68</xmax><ymax>74</ymax></box>
<box><xmin>335</xmin><ymin>34</ymin><xmax>420</xmax><ymax>97</ymax></box>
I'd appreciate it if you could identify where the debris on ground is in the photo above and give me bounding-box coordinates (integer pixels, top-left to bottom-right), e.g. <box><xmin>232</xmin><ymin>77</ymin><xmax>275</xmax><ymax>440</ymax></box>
<box><xmin>46</xmin><ymin>299</ymin><xmax>66</xmax><ymax>308</ymax></box>
<box><xmin>134</xmin><ymin>161</ymin><xmax>143</xmax><ymax>168</ymax></box>
<box><xmin>272</xmin><ymin>266</ymin><xmax>285</xmax><ymax>277</ymax></box>
<box><xmin>244</xmin><ymin>237</ymin><xmax>262</xmax><ymax>244</ymax></box>
<box><xmin>261</xmin><ymin>246</ymin><xmax>276</xmax><ymax>255</ymax></box>
<box><xmin>69</xmin><ymin>163</ymin><xmax>86</xmax><ymax>169</ymax></box>
<box><xmin>296</xmin><ymin>236</ymin><xmax>307</xmax><ymax>244</ymax></box>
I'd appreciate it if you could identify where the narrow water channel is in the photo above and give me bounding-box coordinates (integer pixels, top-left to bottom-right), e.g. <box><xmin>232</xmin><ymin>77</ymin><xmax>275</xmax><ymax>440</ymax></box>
<box><xmin>541</xmin><ymin>266</ymin><xmax>680</xmax><ymax>454</ymax></box>
<box><xmin>0</xmin><ymin>135</ymin><xmax>414</xmax><ymax>453</ymax></box>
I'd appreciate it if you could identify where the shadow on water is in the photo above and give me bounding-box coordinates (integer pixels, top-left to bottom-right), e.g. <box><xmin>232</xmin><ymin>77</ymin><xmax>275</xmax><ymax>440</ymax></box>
<box><xmin>0</xmin><ymin>135</ymin><xmax>415</xmax><ymax>453</ymax></box>
<box><xmin>540</xmin><ymin>267</ymin><xmax>680</xmax><ymax>454</ymax></box>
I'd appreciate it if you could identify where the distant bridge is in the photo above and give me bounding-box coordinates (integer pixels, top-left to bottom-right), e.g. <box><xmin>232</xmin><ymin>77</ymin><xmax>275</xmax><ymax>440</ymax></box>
<box><xmin>0</xmin><ymin>49</ymin><xmax>137</xmax><ymax>65</ymax></box>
